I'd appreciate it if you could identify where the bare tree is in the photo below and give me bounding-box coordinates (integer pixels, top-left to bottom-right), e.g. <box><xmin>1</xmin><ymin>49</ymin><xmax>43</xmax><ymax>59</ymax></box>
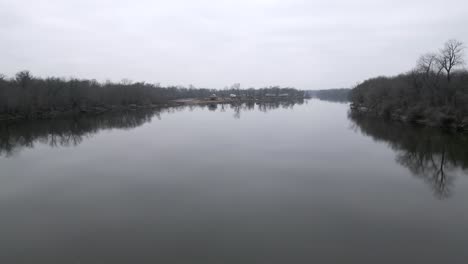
<box><xmin>438</xmin><ymin>39</ymin><xmax>465</xmax><ymax>82</ymax></box>
<box><xmin>121</xmin><ymin>78</ymin><xmax>133</xmax><ymax>85</ymax></box>
<box><xmin>15</xmin><ymin>70</ymin><xmax>32</xmax><ymax>89</ymax></box>
<box><xmin>417</xmin><ymin>52</ymin><xmax>442</xmax><ymax>76</ymax></box>
<box><xmin>231</xmin><ymin>83</ymin><xmax>241</xmax><ymax>96</ymax></box>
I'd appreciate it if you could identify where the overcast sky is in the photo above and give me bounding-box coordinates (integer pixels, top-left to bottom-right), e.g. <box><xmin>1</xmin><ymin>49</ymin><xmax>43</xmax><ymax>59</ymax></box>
<box><xmin>1</xmin><ymin>0</ymin><xmax>467</xmax><ymax>89</ymax></box>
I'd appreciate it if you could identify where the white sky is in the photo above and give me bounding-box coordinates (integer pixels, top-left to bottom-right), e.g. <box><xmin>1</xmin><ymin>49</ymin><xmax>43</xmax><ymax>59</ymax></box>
<box><xmin>1</xmin><ymin>0</ymin><xmax>467</xmax><ymax>89</ymax></box>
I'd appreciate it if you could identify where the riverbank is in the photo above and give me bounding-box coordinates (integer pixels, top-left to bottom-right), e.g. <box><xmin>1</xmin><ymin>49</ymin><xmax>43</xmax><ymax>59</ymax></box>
<box><xmin>0</xmin><ymin>103</ymin><xmax>180</xmax><ymax>122</ymax></box>
<box><xmin>350</xmin><ymin>104</ymin><xmax>468</xmax><ymax>132</ymax></box>
<box><xmin>173</xmin><ymin>98</ymin><xmax>234</xmax><ymax>105</ymax></box>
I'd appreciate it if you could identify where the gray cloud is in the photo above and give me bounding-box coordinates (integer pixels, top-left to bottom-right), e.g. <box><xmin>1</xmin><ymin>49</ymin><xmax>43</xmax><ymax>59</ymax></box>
<box><xmin>1</xmin><ymin>0</ymin><xmax>467</xmax><ymax>89</ymax></box>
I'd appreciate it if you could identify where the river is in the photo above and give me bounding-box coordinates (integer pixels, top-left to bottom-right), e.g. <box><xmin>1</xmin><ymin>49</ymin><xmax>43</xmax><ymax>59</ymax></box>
<box><xmin>1</xmin><ymin>99</ymin><xmax>468</xmax><ymax>263</ymax></box>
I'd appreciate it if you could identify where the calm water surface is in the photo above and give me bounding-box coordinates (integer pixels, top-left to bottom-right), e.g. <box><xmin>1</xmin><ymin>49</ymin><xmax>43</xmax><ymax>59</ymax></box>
<box><xmin>1</xmin><ymin>100</ymin><xmax>468</xmax><ymax>263</ymax></box>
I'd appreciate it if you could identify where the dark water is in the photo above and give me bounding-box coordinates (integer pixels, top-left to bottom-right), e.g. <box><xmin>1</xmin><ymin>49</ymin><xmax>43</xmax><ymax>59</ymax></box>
<box><xmin>1</xmin><ymin>100</ymin><xmax>468</xmax><ymax>263</ymax></box>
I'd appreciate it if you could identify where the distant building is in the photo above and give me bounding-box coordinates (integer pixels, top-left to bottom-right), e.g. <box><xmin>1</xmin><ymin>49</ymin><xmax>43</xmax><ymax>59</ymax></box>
<box><xmin>265</xmin><ymin>93</ymin><xmax>276</xmax><ymax>97</ymax></box>
<box><xmin>230</xmin><ymin>94</ymin><xmax>237</xmax><ymax>98</ymax></box>
<box><xmin>209</xmin><ymin>94</ymin><xmax>217</xmax><ymax>100</ymax></box>
<box><xmin>278</xmin><ymin>93</ymin><xmax>289</xmax><ymax>97</ymax></box>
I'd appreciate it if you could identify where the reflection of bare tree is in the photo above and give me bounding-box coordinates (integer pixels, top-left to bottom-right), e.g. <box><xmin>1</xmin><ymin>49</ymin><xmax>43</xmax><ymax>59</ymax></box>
<box><xmin>349</xmin><ymin>112</ymin><xmax>468</xmax><ymax>199</ymax></box>
<box><xmin>231</xmin><ymin>104</ymin><xmax>242</xmax><ymax>119</ymax></box>
<box><xmin>245</xmin><ymin>101</ymin><xmax>255</xmax><ymax>110</ymax></box>
<box><xmin>429</xmin><ymin>150</ymin><xmax>453</xmax><ymax>198</ymax></box>
<box><xmin>396</xmin><ymin>148</ymin><xmax>454</xmax><ymax>199</ymax></box>
<box><xmin>207</xmin><ymin>104</ymin><xmax>217</xmax><ymax>111</ymax></box>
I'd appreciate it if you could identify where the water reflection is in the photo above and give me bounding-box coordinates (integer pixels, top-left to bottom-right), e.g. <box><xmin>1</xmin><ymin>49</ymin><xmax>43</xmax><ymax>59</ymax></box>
<box><xmin>0</xmin><ymin>99</ymin><xmax>304</xmax><ymax>157</ymax></box>
<box><xmin>349</xmin><ymin>112</ymin><xmax>468</xmax><ymax>199</ymax></box>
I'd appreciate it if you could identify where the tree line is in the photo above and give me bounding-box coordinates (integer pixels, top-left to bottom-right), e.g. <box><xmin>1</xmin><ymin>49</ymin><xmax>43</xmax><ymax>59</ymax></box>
<box><xmin>0</xmin><ymin>71</ymin><xmax>198</xmax><ymax>117</ymax></box>
<box><xmin>0</xmin><ymin>72</ymin><xmax>304</xmax><ymax>120</ymax></box>
<box><xmin>350</xmin><ymin>39</ymin><xmax>468</xmax><ymax>128</ymax></box>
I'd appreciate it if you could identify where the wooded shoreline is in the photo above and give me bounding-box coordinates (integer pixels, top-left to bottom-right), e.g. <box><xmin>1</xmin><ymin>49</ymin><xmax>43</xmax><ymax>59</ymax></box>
<box><xmin>0</xmin><ymin>71</ymin><xmax>304</xmax><ymax>121</ymax></box>
<box><xmin>349</xmin><ymin>39</ymin><xmax>468</xmax><ymax>132</ymax></box>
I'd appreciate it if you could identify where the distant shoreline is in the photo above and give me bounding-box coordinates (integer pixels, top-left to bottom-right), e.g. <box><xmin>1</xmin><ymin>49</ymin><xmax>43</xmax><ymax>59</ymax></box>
<box><xmin>173</xmin><ymin>96</ymin><xmax>303</xmax><ymax>105</ymax></box>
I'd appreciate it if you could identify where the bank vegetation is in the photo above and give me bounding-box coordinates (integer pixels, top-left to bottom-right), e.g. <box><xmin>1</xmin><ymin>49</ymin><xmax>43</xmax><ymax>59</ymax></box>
<box><xmin>350</xmin><ymin>39</ymin><xmax>468</xmax><ymax>130</ymax></box>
